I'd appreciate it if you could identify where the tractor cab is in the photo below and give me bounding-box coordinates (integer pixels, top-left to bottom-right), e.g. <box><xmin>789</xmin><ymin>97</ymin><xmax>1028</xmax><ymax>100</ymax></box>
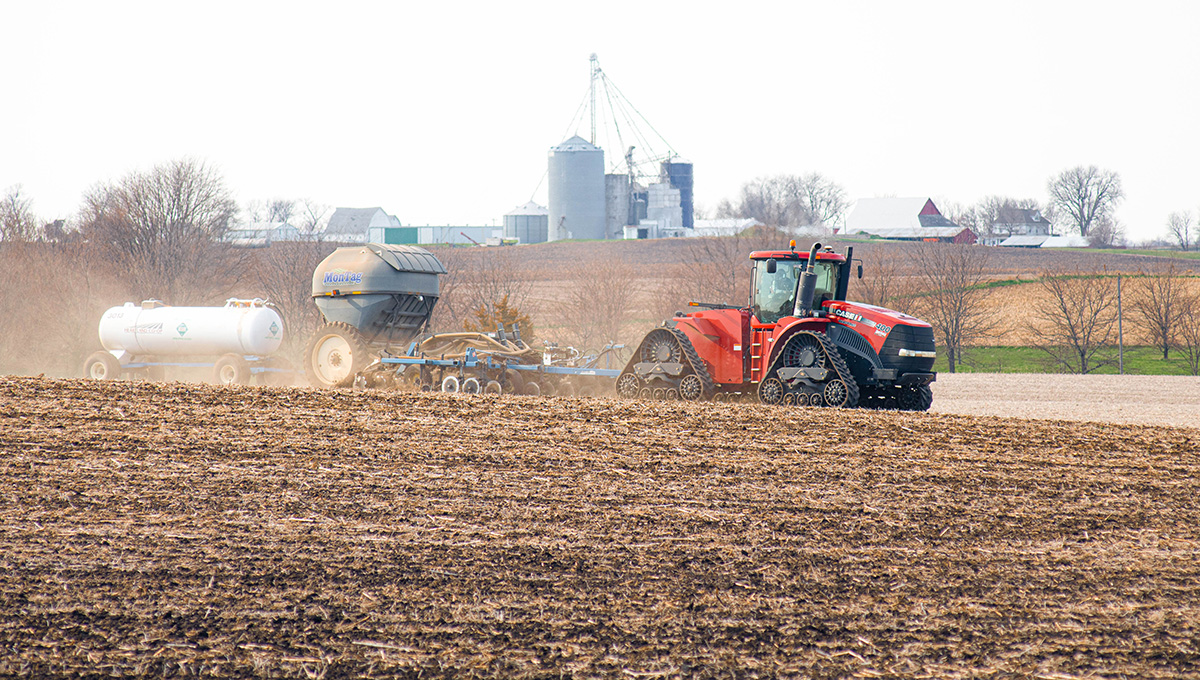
<box><xmin>749</xmin><ymin>244</ymin><xmax>851</xmax><ymax>324</ymax></box>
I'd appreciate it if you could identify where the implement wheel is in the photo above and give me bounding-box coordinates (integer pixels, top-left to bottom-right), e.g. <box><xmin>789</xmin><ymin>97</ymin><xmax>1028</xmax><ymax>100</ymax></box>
<box><xmin>213</xmin><ymin>354</ymin><xmax>250</xmax><ymax>385</ymax></box>
<box><xmin>304</xmin><ymin>322</ymin><xmax>370</xmax><ymax>388</ymax></box>
<box><xmin>83</xmin><ymin>351</ymin><xmax>122</xmax><ymax>380</ymax></box>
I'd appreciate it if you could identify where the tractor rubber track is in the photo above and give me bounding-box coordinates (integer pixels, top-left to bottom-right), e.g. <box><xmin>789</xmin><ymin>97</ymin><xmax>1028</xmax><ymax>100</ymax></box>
<box><xmin>668</xmin><ymin>326</ymin><xmax>716</xmax><ymax>399</ymax></box>
<box><xmin>762</xmin><ymin>330</ymin><xmax>860</xmax><ymax>408</ymax></box>
<box><xmin>619</xmin><ymin>327</ymin><xmax>716</xmax><ymax>401</ymax></box>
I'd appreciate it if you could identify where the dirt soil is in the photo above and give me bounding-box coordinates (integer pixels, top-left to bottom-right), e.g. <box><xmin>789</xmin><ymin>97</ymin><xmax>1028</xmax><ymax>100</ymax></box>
<box><xmin>933</xmin><ymin>373</ymin><xmax>1200</xmax><ymax>428</ymax></box>
<box><xmin>2</xmin><ymin>376</ymin><xmax>1200</xmax><ymax>678</ymax></box>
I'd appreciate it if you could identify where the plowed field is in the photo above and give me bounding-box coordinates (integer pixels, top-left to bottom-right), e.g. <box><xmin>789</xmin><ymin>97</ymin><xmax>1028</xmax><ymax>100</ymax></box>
<box><xmin>2</xmin><ymin>376</ymin><xmax>1199</xmax><ymax>678</ymax></box>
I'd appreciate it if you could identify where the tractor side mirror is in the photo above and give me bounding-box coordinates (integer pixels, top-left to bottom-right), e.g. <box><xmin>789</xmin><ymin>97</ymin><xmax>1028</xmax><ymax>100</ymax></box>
<box><xmin>857</xmin><ymin>264</ymin><xmax>863</xmax><ymax>279</ymax></box>
<box><xmin>766</xmin><ymin>258</ymin><xmax>777</xmax><ymax>274</ymax></box>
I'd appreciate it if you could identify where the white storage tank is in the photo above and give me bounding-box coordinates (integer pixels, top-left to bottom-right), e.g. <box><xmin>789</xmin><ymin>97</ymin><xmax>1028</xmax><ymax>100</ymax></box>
<box><xmin>98</xmin><ymin>299</ymin><xmax>284</xmax><ymax>358</ymax></box>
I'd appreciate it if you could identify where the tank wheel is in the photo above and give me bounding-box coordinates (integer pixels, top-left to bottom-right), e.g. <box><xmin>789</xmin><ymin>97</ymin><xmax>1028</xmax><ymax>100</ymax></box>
<box><xmin>809</xmin><ymin>392</ymin><xmax>823</xmax><ymax>406</ymax></box>
<box><xmin>461</xmin><ymin>377</ymin><xmax>481</xmax><ymax>394</ymax></box>
<box><xmin>782</xmin><ymin>392</ymin><xmax>796</xmax><ymax>406</ymax></box>
<box><xmin>897</xmin><ymin>384</ymin><xmax>933</xmax><ymax>412</ymax></box>
<box><xmin>823</xmin><ymin>379</ymin><xmax>851</xmax><ymax>407</ymax></box>
<box><xmin>638</xmin><ymin>386</ymin><xmax>652</xmax><ymax>399</ymax></box>
<box><xmin>651</xmin><ymin>387</ymin><xmax>665</xmax><ymax>400</ymax></box>
<box><xmin>666</xmin><ymin>388</ymin><xmax>679</xmax><ymax>400</ymax></box>
<box><xmin>441</xmin><ymin>375</ymin><xmax>460</xmax><ymax>393</ymax></box>
<box><xmin>678</xmin><ymin>374</ymin><xmax>706</xmax><ymax>402</ymax></box>
<box><xmin>304</xmin><ymin>322</ymin><xmax>370</xmax><ymax>388</ymax></box>
<box><xmin>213</xmin><ymin>354</ymin><xmax>250</xmax><ymax>385</ymax></box>
<box><xmin>615</xmin><ymin>373</ymin><xmax>640</xmax><ymax>398</ymax></box>
<box><xmin>84</xmin><ymin>351</ymin><xmax>122</xmax><ymax>380</ymax></box>
<box><xmin>484</xmin><ymin>380</ymin><xmax>503</xmax><ymax>395</ymax></box>
<box><xmin>758</xmin><ymin>377</ymin><xmax>784</xmax><ymax>405</ymax></box>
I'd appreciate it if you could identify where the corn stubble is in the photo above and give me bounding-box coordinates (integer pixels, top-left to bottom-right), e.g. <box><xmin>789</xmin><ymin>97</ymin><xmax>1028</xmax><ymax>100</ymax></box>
<box><xmin>1</xmin><ymin>376</ymin><xmax>1198</xmax><ymax>678</ymax></box>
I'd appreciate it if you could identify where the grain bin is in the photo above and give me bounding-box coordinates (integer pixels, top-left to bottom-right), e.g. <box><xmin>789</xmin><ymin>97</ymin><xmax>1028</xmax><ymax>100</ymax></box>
<box><xmin>503</xmin><ymin>202</ymin><xmax>549</xmax><ymax>244</ymax></box>
<box><xmin>548</xmin><ymin>136</ymin><xmax>606</xmax><ymax>241</ymax></box>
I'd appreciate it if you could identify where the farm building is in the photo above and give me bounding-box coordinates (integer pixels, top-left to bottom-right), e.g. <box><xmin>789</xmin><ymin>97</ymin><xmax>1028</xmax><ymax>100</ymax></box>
<box><xmin>222</xmin><ymin>222</ymin><xmax>305</xmax><ymax>248</ymax></box>
<box><xmin>367</xmin><ymin>225</ymin><xmax>504</xmax><ymax>246</ymax></box>
<box><xmin>999</xmin><ymin>234</ymin><xmax>1091</xmax><ymax>248</ymax></box>
<box><xmin>844</xmin><ymin>197</ymin><xmax>976</xmax><ymax>244</ymax></box>
<box><xmin>326</xmin><ymin>207</ymin><xmax>401</xmax><ymax>243</ymax></box>
<box><xmin>690</xmin><ymin>218</ymin><xmax>766</xmax><ymax>238</ymax></box>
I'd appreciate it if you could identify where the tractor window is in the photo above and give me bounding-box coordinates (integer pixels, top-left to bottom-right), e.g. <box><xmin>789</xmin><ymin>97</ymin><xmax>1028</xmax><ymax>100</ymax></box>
<box><xmin>811</xmin><ymin>260</ymin><xmax>840</xmax><ymax>305</ymax></box>
<box><xmin>753</xmin><ymin>261</ymin><xmax>799</xmax><ymax>324</ymax></box>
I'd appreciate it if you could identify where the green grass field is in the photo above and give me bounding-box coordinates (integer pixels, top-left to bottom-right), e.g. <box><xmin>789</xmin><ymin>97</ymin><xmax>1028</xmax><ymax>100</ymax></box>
<box><xmin>937</xmin><ymin>345</ymin><xmax>1198</xmax><ymax>375</ymax></box>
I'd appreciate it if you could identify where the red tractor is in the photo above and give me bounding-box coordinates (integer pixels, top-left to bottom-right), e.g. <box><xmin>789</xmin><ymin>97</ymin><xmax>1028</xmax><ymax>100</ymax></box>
<box><xmin>617</xmin><ymin>241</ymin><xmax>936</xmax><ymax>410</ymax></box>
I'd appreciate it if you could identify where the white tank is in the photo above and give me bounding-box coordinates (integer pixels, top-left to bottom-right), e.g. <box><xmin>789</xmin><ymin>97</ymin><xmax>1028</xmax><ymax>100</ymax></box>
<box><xmin>98</xmin><ymin>299</ymin><xmax>284</xmax><ymax>358</ymax></box>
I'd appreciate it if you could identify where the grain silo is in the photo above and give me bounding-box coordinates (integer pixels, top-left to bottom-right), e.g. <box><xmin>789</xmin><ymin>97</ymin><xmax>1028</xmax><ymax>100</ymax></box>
<box><xmin>662</xmin><ymin>160</ymin><xmax>694</xmax><ymax>229</ymax></box>
<box><xmin>604</xmin><ymin>174</ymin><xmax>631</xmax><ymax>240</ymax></box>
<box><xmin>503</xmin><ymin>202</ymin><xmax>549</xmax><ymax>244</ymax></box>
<box><xmin>548</xmin><ymin>136</ymin><xmax>606</xmax><ymax>241</ymax></box>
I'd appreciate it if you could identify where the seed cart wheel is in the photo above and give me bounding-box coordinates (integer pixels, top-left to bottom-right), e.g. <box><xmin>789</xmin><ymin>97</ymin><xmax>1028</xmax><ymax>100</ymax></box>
<box><xmin>523</xmin><ymin>382</ymin><xmax>541</xmax><ymax>396</ymax></box>
<box><xmin>461</xmin><ymin>377</ymin><xmax>481</xmax><ymax>394</ymax></box>
<box><xmin>213</xmin><ymin>354</ymin><xmax>251</xmax><ymax>385</ymax></box>
<box><xmin>304</xmin><ymin>322</ymin><xmax>370</xmax><ymax>388</ymax></box>
<box><xmin>484</xmin><ymin>380</ymin><xmax>503</xmax><ymax>394</ymax></box>
<box><xmin>558</xmin><ymin>382</ymin><xmax>576</xmax><ymax>398</ymax></box>
<box><xmin>83</xmin><ymin>351</ymin><xmax>122</xmax><ymax>380</ymax></box>
<box><xmin>441</xmin><ymin>375</ymin><xmax>460</xmax><ymax>393</ymax></box>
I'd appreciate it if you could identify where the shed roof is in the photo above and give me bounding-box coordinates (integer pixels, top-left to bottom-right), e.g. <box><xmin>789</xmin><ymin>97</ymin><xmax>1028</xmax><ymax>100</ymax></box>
<box><xmin>845</xmin><ymin>197</ymin><xmax>944</xmax><ymax>233</ymax></box>
<box><xmin>326</xmin><ymin>207</ymin><xmax>399</xmax><ymax>235</ymax></box>
<box><xmin>999</xmin><ymin>235</ymin><xmax>1050</xmax><ymax>247</ymax></box>
<box><xmin>506</xmin><ymin>201</ymin><xmax>548</xmax><ymax>216</ymax></box>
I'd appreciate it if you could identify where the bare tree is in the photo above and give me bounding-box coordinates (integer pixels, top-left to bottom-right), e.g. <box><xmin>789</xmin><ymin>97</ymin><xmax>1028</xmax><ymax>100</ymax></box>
<box><xmin>1131</xmin><ymin>259</ymin><xmax>1190</xmax><ymax>359</ymax></box>
<box><xmin>558</xmin><ymin>254</ymin><xmax>641</xmax><ymax>350</ymax></box>
<box><xmin>251</xmin><ymin>241</ymin><xmax>338</xmax><ymax>361</ymax></box>
<box><xmin>1</xmin><ymin>185</ymin><xmax>40</xmax><ymax>242</ymax></box>
<box><xmin>1176</xmin><ymin>292</ymin><xmax>1200</xmax><ymax>376</ymax></box>
<box><xmin>79</xmin><ymin>158</ymin><xmax>242</xmax><ymax>303</ymax></box>
<box><xmin>797</xmin><ymin>173</ymin><xmax>850</xmax><ymax>228</ymax></box>
<box><xmin>1047</xmin><ymin>166</ymin><xmax>1124</xmax><ymax>238</ymax></box>
<box><xmin>267</xmin><ymin>199</ymin><xmax>296</xmax><ymax>224</ymax></box>
<box><xmin>720</xmin><ymin>174</ymin><xmax>848</xmax><ymax>228</ymax></box>
<box><xmin>1166</xmin><ymin>211</ymin><xmax>1193</xmax><ymax>251</ymax></box>
<box><xmin>1030</xmin><ymin>270</ymin><xmax>1120</xmax><ymax>373</ymax></box>
<box><xmin>1087</xmin><ymin>217</ymin><xmax>1126</xmax><ymax>248</ymax></box>
<box><xmin>855</xmin><ymin>246</ymin><xmax>917</xmax><ymax>310</ymax></box>
<box><xmin>429</xmin><ymin>246</ymin><xmax>535</xmax><ymax>335</ymax></box>
<box><xmin>907</xmin><ymin>243</ymin><xmax>1002</xmax><ymax>372</ymax></box>
<box><xmin>296</xmin><ymin>199</ymin><xmax>330</xmax><ymax>236</ymax></box>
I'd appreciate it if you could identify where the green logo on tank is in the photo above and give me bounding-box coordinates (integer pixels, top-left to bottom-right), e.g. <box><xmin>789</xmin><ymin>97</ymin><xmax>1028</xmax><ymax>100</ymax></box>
<box><xmin>177</xmin><ymin>323</ymin><xmax>188</xmax><ymax>337</ymax></box>
<box><xmin>269</xmin><ymin>321</ymin><xmax>279</xmax><ymax>337</ymax></box>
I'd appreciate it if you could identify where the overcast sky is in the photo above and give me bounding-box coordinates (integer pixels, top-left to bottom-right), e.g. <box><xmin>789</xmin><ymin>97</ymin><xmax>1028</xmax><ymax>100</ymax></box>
<box><xmin>3</xmin><ymin>1</ymin><xmax>1197</xmax><ymax>242</ymax></box>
